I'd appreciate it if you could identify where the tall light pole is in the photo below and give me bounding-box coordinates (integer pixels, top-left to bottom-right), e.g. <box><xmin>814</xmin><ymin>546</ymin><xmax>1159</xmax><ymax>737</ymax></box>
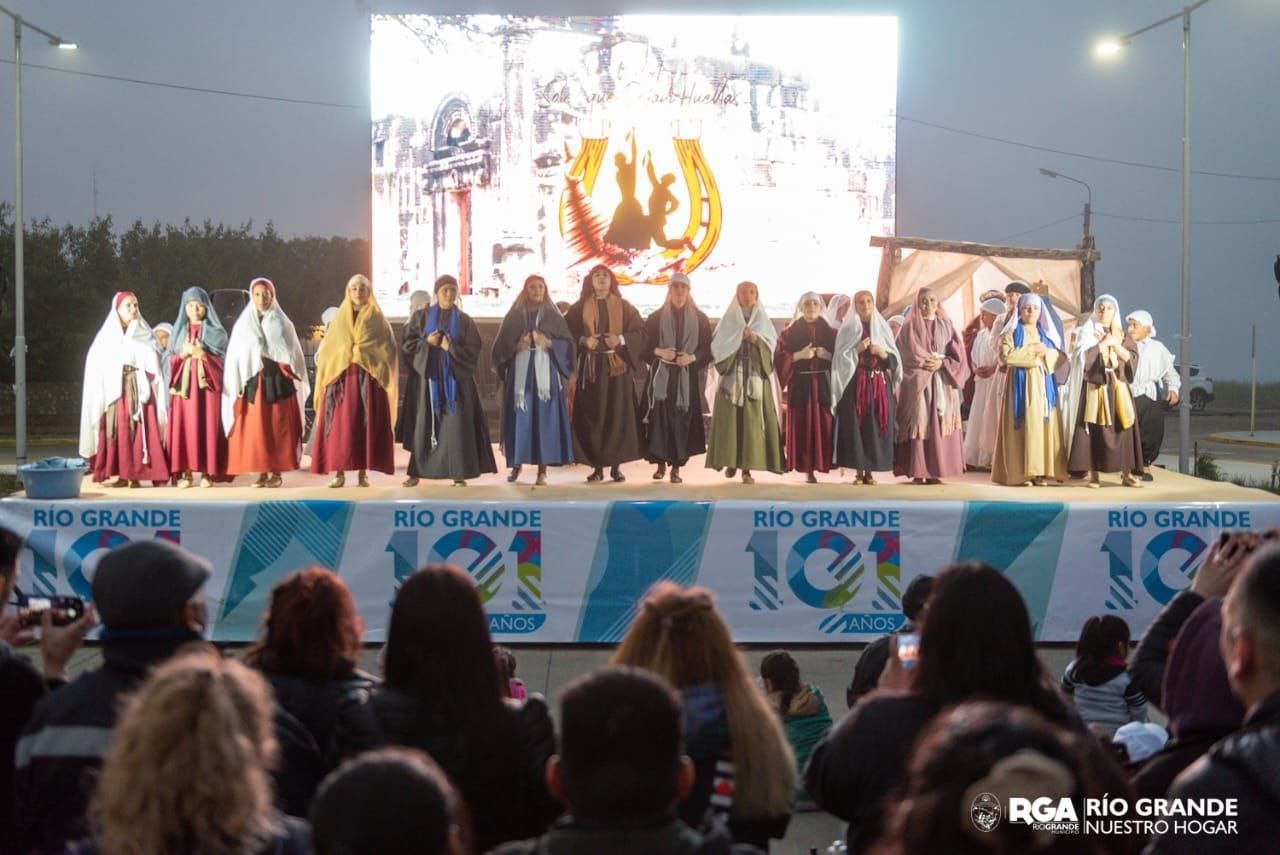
<box><xmin>1038</xmin><ymin>167</ymin><xmax>1093</xmax><ymax>241</ymax></box>
<box><xmin>1096</xmin><ymin>0</ymin><xmax>1211</xmax><ymax>476</ymax></box>
<box><xmin>0</xmin><ymin>5</ymin><xmax>76</xmax><ymax>465</ymax></box>
<box><xmin>1039</xmin><ymin>167</ymin><xmax>1096</xmax><ymax>305</ymax></box>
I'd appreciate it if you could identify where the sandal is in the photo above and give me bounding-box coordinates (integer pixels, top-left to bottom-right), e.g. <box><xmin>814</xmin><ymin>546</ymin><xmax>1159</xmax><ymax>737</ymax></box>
<box><xmin>177</xmin><ymin>472</ymin><xmax>193</xmax><ymax>489</ymax></box>
<box><xmin>670</xmin><ymin>467</ymin><xmax>682</xmax><ymax>484</ymax></box>
<box><xmin>199</xmin><ymin>475</ymin><xmax>213</xmax><ymax>488</ymax></box>
<box><xmin>805</xmin><ymin>472</ymin><xmax>818</xmax><ymax>484</ymax></box>
<box><xmin>452</xmin><ymin>480</ymin><xmax>467</xmax><ymax>487</ymax></box>
<box><xmin>507</xmin><ymin>466</ymin><xmax>522</xmax><ymax>483</ymax></box>
<box><xmin>587</xmin><ymin>468</ymin><xmax>604</xmax><ymax>483</ymax></box>
<box><xmin>402</xmin><ymin>476</ymin><xmax>420</xmax><ymax>487</ymax></box>
<box><xmin>357</xmin><ymin>470</ymin><xmax>370</xmax><ymax>488</ymax></box>
<box><xmin>535</xmin><ymin>472</ymin><xmax>547</xmax><ymax>486</ymax></box>
<box><xmin>724</xmin><ymin>467</ymin><xmax>737</xmax><ymax>479</ymax></box>
<box><xmin>328</xmin><ymin>472</ymin><xmax>346</xmax><ymax>488</ymax></box>
<box><xmin>653</xmin><ymin>464</ymin><xmax>667</xmax><ymax>480</ymax></box>
<box><xmin>742</xmin><ymin>471</ymin><xmax>755</xmax><ymax>485</ymax></box>
<box><xmin>610</xmin><ymin>467</ymin><xmax>626</xmax><ymax>483</ymax></box>
<box><xmin>265</xmin><ymin>473</ymin><xmax>283</xmax><ymax>488</ymax></box>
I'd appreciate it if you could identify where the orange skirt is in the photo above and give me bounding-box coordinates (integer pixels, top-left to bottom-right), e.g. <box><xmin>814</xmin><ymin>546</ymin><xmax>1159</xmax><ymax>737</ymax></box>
<box><xmin>226</xmin><ymin>378</ymin><xmax>303</xmax><ymax>474</ymax></box>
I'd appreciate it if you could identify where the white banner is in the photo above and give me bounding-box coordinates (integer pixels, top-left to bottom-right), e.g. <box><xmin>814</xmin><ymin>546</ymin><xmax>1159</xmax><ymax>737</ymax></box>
<box><xmin>1</xmin><ymin>498</ymin><xmax>1274</xmax><ymax>643</ymax></box>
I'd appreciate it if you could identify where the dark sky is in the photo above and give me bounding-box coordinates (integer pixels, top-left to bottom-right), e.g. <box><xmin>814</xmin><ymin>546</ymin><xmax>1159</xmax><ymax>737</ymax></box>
<box><xmin>2</xmin><ymin>0</ymin><xmax>1278</xmax><ymax>378</ymax></box>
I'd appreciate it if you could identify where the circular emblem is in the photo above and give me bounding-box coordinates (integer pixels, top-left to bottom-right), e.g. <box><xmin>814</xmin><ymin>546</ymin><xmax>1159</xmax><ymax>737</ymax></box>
<box><xmin>970</xmin><ymin>792</ymin><xmax>1001</xmax><ymax>833</ymax></box>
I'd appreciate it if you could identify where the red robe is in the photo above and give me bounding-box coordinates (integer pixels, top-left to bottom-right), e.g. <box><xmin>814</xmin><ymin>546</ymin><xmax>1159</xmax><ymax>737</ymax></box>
<box><xmin>226</xmin><ymin>363</ymin><xmax>303</xmax><ymax>474</ymax></box>
<box><xmin>166</xmin><ymin>326</ymin><xmax>227</xmax><ymax>478</ymax></box>
<box><xmin>776</xmin><ymin>318</ymin><xmax>837</xmax><ymax>474</ymax></box>
<box><xmin>309</xmin><ymin>365</ymin><xmax>396</xmax><ymax>474</ymax></box>
<box><xmin>91</xmin><ymin>369</ymin><xmax>170</xmax><ymax>483</ymax></box>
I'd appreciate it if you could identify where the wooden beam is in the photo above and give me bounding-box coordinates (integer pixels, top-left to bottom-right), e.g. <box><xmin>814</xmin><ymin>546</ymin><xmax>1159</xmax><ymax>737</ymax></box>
<box><xmin>870</xmin><ymin>235</ymin><xmax>1100</xmax><ymax>263</ymax></box>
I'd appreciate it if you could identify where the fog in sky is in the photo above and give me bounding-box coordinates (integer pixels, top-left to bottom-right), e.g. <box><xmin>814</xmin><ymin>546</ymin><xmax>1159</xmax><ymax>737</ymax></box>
<box><xmin>2</xmin><ymin>0</ymin><xmax>1277</xmax><ymax>378</ymax></box>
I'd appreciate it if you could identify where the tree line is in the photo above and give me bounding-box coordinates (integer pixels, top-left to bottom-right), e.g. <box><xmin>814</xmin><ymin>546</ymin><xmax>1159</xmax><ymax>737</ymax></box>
<box><xmin>0</xmin><ymin>204</ymin><xmax>370</xmax><ymax>383</ymax></box>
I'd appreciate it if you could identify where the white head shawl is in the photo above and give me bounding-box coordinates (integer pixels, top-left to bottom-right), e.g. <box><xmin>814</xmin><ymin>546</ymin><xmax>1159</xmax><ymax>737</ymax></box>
<box><xmin>998</xmin><ymin>293</ymin><xmax>1063</xmax><ymax>350</ymax></box>
<box><xmin>822</xmin><ymin>294</ymin><xmax>851</xmax><ymax>327</ymax></box>
<box><xmin>151</xmin><ymin>323</ymin><xmax>174</xmax><ymax>346</ymax></box>
<box><xmin>79</xmin><ymin>294</ymin><xmax>169</xmax><ymax>458</ymax></box>
<box><xmin>793</xmin><ymin>291</ymin><xmax>826</xmax><ymax>320</ymax></box>
<box><xmin>711</xmin><ymin>295</ymin><xmax>778</xmax><ymax>364</ymax></box>
<box><xmin>221</xmin><ymin>278</ymin><xmax>310</xmax><ymax>435</ymax></box>
<box><xmin>981</xmin><ymin>297</ymin><xmax>1006</xmax><ymax>316</ymax></box>
<box><xmin>1126</xmin><ymin>309</ymin><xmax>1155</xmax><ymax>338</ymax></box>
<box><xmin>831</xmin><ymin>291</ymin><xmax>902</xmax><ymax>408</ymax></box>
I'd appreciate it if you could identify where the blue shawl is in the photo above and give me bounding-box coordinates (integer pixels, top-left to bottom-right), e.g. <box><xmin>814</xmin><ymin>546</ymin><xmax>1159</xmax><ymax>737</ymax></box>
<box><xmin>1012</xmin><ymin>322</ymin><xmax>1057</xmax><ymax>427</ymax></box>
<box><xmin>167</xmin><ymin>285</ymin><xmax>228</xmax><ymax>357</ymax></box>
<box><xmin>426</xmin><ymin>305</ymin><xmax>460</xmax><ymax>416</ymax></box>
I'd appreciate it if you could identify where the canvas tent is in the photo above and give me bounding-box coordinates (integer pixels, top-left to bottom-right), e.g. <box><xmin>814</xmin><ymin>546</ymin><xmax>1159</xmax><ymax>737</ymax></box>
<box><xmin>870</xmin><ymin>236</ymin><xmax>1099</xmax><ymax>331</ymax></box>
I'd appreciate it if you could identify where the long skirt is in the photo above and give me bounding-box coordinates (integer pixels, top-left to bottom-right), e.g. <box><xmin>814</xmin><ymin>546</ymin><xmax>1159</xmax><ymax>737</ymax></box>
<box><xmin>92</xmin><ymin>398</ymin><xmax>170</xmax><ymax>484</ymax></box>
<box><xmin>227</xmin><ymin>379</ymin><xmax>303</xmax><ymax>474</ymax></box>
<box><xmin>309</xmin><ymin>367</ymin><xmax>396</xmax><ymax>474</ymax></box>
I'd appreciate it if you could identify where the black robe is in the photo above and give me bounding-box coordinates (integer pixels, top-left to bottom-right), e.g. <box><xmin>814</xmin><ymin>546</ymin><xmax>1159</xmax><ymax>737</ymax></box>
<box><xmin>395</xmin><ymin>308</ymin><xmax>426</xmax><ymax>451</ymax></box>
<box><xmin>641</xmin><ymin>304</ymin><xmax>712</xmax><ymax>466</ymax></box>
<box><xmin>1068</xmin><ymin>337</ymin><xmax>1145</xmax><ymax>477</ymax></box>
<box><xmin>564</xmin><ymin>295</ymin><xmax>647</xmax><ymax>467</ymax></box>
<box><xmin>834</xmin><ymin>336</ymin><xmax>898</xmax><ymax>472</ymax></box>
<box><xmin>403</xmin><ymin>307</ymin><xmax>497</xmax><ymax>480</ymax></box>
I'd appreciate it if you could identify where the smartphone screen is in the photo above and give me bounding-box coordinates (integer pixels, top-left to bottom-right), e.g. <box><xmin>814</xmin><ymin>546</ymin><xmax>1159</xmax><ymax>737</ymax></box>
<box><xmin>898</xmin><ymin>632</ymin><xmax>920</xmax><ymax>670</ymax></box>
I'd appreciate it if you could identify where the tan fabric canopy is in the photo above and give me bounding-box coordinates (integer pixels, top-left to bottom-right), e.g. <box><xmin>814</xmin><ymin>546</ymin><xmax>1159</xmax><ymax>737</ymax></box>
<box><xmin>872</xmin><ymin>237</ymin><xmax>1096</xmax><ymax>333</ymax></box>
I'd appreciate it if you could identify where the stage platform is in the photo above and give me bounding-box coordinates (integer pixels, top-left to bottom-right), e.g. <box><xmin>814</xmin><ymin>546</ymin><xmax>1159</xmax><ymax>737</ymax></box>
<box><xmin>3</xmin><ymin>448</ymin><xmax>1276</xmax><ymax>644</ymax></box>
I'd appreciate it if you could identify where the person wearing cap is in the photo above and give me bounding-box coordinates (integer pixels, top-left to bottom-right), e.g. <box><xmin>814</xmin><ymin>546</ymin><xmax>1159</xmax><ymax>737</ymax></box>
<box><xmin>564</xmin><ymin>265</ymin><xmax>647</xmax><ymax>483</ymax></box>
<box><xmin>1125</xmin><ymin>309</ymin><xmax>1179</xmax><ymax>479</ymax></box>
<box><xmin>776</xmin><ymin>292</ymin><xmax>837</xmax><ymax>483</ymax></box>
<box><xmin>13</xmin><ymin>540</ymin><xmax>212</xmax><ymax>852</ymax></box>
<box><xmin>960</xmin><ymin>289</ymin><xmax>1005</xmax><ymax>420</ymax></box>
<box><xmin>309</xmin><ymin>274</ymin><xmax>398</xmax><ymax>488</ymax></box>
<box><xmin>962</xmin><ymin>296</ymin><xmax>1008</xmax><ymax>471</ymax></box>
<box><xmin>641</xmin><ymin>273</ymin><xmax>712</xmax><ymax>484</ymax></box>
<box><xmin>223</xmin><ymin>278</ymin><xmax>310</xmax><ymax>488</ymax></box>
<box><xmin>79</xmin><ymin>292</ymin><xmax>172</xmax><ymax>488</ymax></box>
<box><xmin>402</xmin><ymin>274</ymin><xmax>497</xmax><ymax>486</ymax></box>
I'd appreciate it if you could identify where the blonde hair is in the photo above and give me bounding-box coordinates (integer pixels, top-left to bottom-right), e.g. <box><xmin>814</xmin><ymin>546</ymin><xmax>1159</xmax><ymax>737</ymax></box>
<box><xmin>611</xmin><ymin>582</ymin><xmax>796</xmax><ymax>818</ymax></box>
<box><xmin>91</xmin><ymin>648</ymin><xmax>279</xmax><ymax>855</ymax></box>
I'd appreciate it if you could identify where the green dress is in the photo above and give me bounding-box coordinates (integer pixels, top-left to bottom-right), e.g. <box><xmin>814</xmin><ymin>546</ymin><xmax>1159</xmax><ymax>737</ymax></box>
<box><xmin>705</xmin><ymin>337</ymin><xmax>785</xmax><ymax>473</ymax></box>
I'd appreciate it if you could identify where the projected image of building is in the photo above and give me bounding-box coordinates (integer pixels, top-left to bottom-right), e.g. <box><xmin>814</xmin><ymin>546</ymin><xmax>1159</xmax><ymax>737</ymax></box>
<box><xmin>371</xmin><ymin>15</ymin><xmax>897</xmax><ymax>318</ymax></box>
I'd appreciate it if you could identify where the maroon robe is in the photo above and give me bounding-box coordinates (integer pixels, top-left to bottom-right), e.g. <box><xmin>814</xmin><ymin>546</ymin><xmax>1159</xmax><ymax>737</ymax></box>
<box><xmin>894</xmin><ymin>317</ymin><xmax>968</xmax><ymax>480</ymax></box>
<box><xmin>776</xmin><ymin>318</ymin><xmax>837</xmax><ymax>474</ymax></box>
<box><xmin>166</xmin><ymin>326</ymin><xmax>228</xmax><ymax>478</ymax></box>
<box><xmin>91</xmin><ymin>368</ymin><xmax>170</xmax><ymax>484</ymax></box>
<box><xmin>309</xmin><ymin>365</ymin><xmax>395</xmax><ymax>474</ymax></box>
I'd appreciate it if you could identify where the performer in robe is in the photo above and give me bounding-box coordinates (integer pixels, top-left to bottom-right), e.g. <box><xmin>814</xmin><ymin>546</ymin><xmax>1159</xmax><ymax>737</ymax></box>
<box><xmin>79</xmin><ymin>292</ymin><xmax>171</xmax><ymax>487</ymax></box>
<box><xmin>831</xmin><ymin>289</ymin><xmax>901</xmax><ymax>484</ymax></box>
<box><xmin>992</xmin><ymin>294</ymin><xmax>1069</xmax><ymax>486</ymax></box>
<box><xmin>492</xmin><ymin>274</ymin><xmax>576</xmax><ymax>486</ymax></box>
<box><xmin>395</xmin><ymin>289</ymin><xmax>431</xmax><ymax>454</ymax></box>
<box><xmin>1125</xmin><ymin>309</ymin><xmax>1179</xmax><ymax>480</ymax></box>
<box><xmin>1066</xmin><ymin>294</ymin><xmax>1144</xmax><ymax>487</ymax></box>
<box><xmin>223</xmin><ymin>278</ymin><xmax>309</xmax><ymax>488</ymax></box>
<box><xmin>893</xmin><ymin>287</ymin><xmax>970</xmax><ymax>484</ymax></box>
<box><xmin>564</xmin><ymin>265</ymin><xmax>646</xmax><ymax>483</ymax></box>
<box><xmin>823</xmin><ymin>294</ymin><xmax>852</xmax><ymax>328</ymax></box>
<box><xmin>775</xmin><ymin>292</ymin><xmax>836</xmax><ymax>483</ymax></box>
<box><xmin>962</xmin><ymin>297</ymin><xmax>1008</xmax><ymax>470</ymax></box>
<box><xmin>152</xmin><ymin>323</ymin><xmax>174</xmax><ymax>390</ymax></box>
<box><xmin>706</xmin><ymin>280</ymin><xmax>785</xmax><ymax>483</ymax></box>
<box><xmin>403</xmin><ymin>275</ymin><xmax>497</xmax><ymax>486</ymax></box>
<box><xmin>309</xmin><ymin>274</ymin><xmax>397</xmax><ymax>487</ymax></box>
<box><xmin>960</xmin><ymin>289</ymin><xmax>1005</xmax><ymax>419</ymax></box>
<box><xmin>165</xmin><ymin>286</ymin><xmax>229</xmax><ymax>487</ymax></box>
<box><xmin>641</xmin><ymin>273</ymin><xmax>712</xmax><ymax>484</ymax></box>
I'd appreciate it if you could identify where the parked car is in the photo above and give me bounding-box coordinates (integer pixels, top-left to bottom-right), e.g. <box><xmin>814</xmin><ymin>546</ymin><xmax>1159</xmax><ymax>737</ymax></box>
<box><xmin>1173</xmin><ymin>364</ymin><xmax>1214</xmax><ymax>412</ymax></box>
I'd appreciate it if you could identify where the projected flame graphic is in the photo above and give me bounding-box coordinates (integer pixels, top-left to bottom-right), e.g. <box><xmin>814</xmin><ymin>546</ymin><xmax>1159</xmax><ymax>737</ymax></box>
<box><xmin>371</xmin><ymin>15</ymin><xmax>897</xmax><ymax>319</ymax></box>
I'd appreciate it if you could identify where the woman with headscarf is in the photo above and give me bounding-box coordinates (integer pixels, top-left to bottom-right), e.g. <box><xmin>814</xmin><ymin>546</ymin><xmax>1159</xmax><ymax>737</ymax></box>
<box><xmin>564</xmin><ymin>265</ymin><xmax>646</xmax><ymax>483</ymax></box>
<box><xmin>992</xmin><ymin>293</ymin><xmax>1069</xmax><ymax>486</ymax></box>
<box><xmin>395</xmin><ymin>290</ymin><xmax>431</xmax><ymax>456</ymax></box>
<box><xmin>223</xmin><ymin>277</ymin><xmax>309</xmax><ymax>488</ymax></box>
<box><xmin>641</xmin><ymin>272</ymin><xmax>712</xmax><ymax>484</ymax></box>
<box><xmin>1066</xmin><ymin>294</ymin><xmax>1144</xmax><ymax>487</ymax></box>
<box><xmin>706</xmin><ymin>281</ymin><xmax>785</xmax><ymax>483</ymax></box>
<box><xmin>1125</xmin><ymin>309</ymin><xmax>1180</xmax><ymax>477</ymax></box>
<box><xmin>492</xmin><ymin>274</ymin><xmax>575</xmax><ymax>486</ymax></box>
<box><xmin>893</xmin><ymin>287</ymin><xmax>969</xmax><ymax>484</ymax></box>
<box><xmin>403</xmin><ymin>275</ymin><xmax>496</xmax><ymax>486</ymax></box>
<box><xmin>962</xmin><ymin>297</ymin><xmax>1008</xmax><ymax>471</ymax></box>
<box><xmin>79</xmin><ymin>292</ymin><xmax>171</xmax><ymax>487</ymax></box>
<box><xmin>151</xmin><ymin>323</ymin><xmax>174</xmax><ymax>391</ymax></box>
<box><xmin>775</xmin><ymin>292</ymin><xmax>836</xmax><ymax>483</ymax></box>
<box><xmin>831</xmin><ymin>290</ymin><xmax>901</xmax><ymax>484</ymax></box>
<box><xmin>822</xmin><ymin>293</ymin><xmax>851</xmax><ymax>328</ymax></box>
<box><xmin>960</xmin><ymin>289</ymin><xmax>1004</xmax><ymax>420</ymax></box>
<box><xmin>165</xmin><ymin>286</ymin><xmax>229</xmax><ymax>487</ymax></box>
<box><xmin>309</xmin><ymin>274</ymin><xmax>397</xmax><ymax>487</ymax></box>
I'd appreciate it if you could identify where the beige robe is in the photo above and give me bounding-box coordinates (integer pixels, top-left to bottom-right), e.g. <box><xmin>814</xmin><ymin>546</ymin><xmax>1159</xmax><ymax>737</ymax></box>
<box><xmin>992</xmin><ymin>326</ymin><xmax>1068</xmax><ymax>485</ymax></box>
<box><xmin>963</xmin><ymin>325</ymin><xmax>1000</xmax><ymax>469</ymax></box>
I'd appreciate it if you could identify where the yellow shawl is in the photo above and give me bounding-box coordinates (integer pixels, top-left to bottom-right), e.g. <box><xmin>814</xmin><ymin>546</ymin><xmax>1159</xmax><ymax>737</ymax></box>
<box><xmin>1082</xmin><ymin>319</ymin><xmax>1136</xmax><ymax>430</ymax></box>
<box><xmin>314</xmin><ymin>291</ymin><xmax>398</xmax><ymax>419</ymax></box>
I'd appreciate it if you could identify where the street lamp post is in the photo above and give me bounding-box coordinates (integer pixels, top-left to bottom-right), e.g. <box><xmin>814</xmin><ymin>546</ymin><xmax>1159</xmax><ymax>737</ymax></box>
<box><xmin>0</xmin><ymin>4</ymin><xmax>76</xmax><ymax>466</ymax></box>
<box><xmin>1096</xmin><ymin>0</ymin><xmax>1211</xmax><ymax>476</ymax></box>
<box><xmin>1039</xmin><ymin>167</ymin><xmax>1097</xmax><ymax>308</ymax></box>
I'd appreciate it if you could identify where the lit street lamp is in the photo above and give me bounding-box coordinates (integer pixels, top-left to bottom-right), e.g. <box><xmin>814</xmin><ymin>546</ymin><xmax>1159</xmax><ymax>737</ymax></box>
<box><xmin>1039</xmin><ymin>167</ymin><xmax>1096</xmax><ymax>307</ymax></box>
<box><xmin>0</xmin><ymin>4</ymin><xmax>77</xmax><ymax>465</ymax></box>
<box><xmin>1095</xmin><ymin>0</ymin><xmax>1212</xmax><ymax>476</ymax></box>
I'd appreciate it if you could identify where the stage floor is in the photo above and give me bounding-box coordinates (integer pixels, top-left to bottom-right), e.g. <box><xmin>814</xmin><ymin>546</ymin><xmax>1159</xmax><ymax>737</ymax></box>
<box><xmin>33</xmin><ymin>446</ymin><xmax>1279</xmax><ymax>504</ymax></box>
